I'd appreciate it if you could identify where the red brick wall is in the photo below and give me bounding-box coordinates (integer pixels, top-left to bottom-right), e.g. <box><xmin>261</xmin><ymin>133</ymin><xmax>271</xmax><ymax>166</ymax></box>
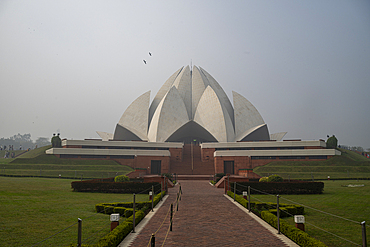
<box><xmin>201</xmin><ymin>148</ymin><xmax>215</xmax><ymax>162</ymax></box>
<box><xmin>55</xmin><ymin>154</ymin><xmax>170</xmax><ymax>175</ymax></box>
<box><xmin>135</xmin><ymin>156</ymin><xmax>170</xmax><ymax>174</ymax></box>
<box><xmin>214</xmin><ymin>156</ymin><xmax>252</xmax><ymax>175</ymax></box>
<box><xmin>169</xmin><ymin>148</ymin><xmax>183</xmax><ymax>162</ymax></box>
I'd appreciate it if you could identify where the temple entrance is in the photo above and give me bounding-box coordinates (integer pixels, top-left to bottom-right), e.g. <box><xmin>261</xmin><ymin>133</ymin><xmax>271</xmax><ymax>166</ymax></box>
<box><xmin>151</xmin><ymin>160</ymin><xmax>161</xmax><ymax>175</ymax></box>
<box><xmin>224</xmin><ymin>161</ymin><xmax>234</xmax><ymax>174</ymax></box>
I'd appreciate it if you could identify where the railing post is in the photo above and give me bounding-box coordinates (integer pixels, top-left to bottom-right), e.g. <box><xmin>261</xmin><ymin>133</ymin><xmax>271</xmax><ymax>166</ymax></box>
<box><xmin>133</xmin><ymin>193</ymin><xmax>136</xmax><ymax>233</ymax></box>
<box><xmin>362</xmin><ymin>221</ymin><xmax>367</xmax><ymax>247</ymax></box>
<box><xmin>228</xmin><ymin>175</ymin><xmax>230</xmax><ymax>192</ymax></box>
<box><xmin>177</xmin><ymin>192</ymin><xmax>179</xmax><ymax>211</ymax></box>
<box><xmin>151</xmin><ymin>233</ymin><xmax>155</xmax><ymax>247</ymax></box>
<box><xmin>152</xmin><ymin>185</ymin><xmax>154</xmax><ymax>212</ymax></box>
<box><xmin>77</xmin><ymin>218</ymin><xmax>82</xmax><ymax>247</ymax></box>
<box><xmin>179</xmin><ymin>184</ymin><xmax>182</xmax><ymax>201</ymax></box>
<box><xmin>248</xmin><ymin>186</ymin><xmax>251</xmax><ymax>212</ymax></box>
<box><xmin>160</xmin><ymin>182</ymin><xmax>163</xmax><ymax>201</ymax></box>
<box><xmin>277</xmin><ymin>195</ymin><xmax>280</xmax><ymax>234</ymax></box>
<box><xmin>233</xmin><ymin>182</ymin><xmax>236</xmax><ymax>201</ymax></box>
<box><xmin>170</xmin><ymin>203</ymin><xmax>173</xmax><ymax>231</ymax></box>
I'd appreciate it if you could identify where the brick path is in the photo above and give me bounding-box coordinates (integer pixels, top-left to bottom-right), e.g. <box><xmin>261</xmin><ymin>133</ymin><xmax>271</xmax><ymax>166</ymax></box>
<box><xmin>125</xmin><ymin>180</ymin><xmax>293</xmax><ymax>246</ymax></box>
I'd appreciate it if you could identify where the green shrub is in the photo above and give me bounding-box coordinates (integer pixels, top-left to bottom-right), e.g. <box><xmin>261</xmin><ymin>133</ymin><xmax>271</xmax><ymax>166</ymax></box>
<box><xmin>95</xmin><ymin>191</ymin><xmax>167</xmax><ymax>215</ymax></box>
<box><xmin>113</xmin><ymin>207</ymin><xmax>127</xmax><ymax>216</ymax></box>
<box><xmin>268</xmin><ymin>174</ymin><xmax>283</xmax><ymax>182</ymax></box>
<box><xmin>71</xmin><ymin>181</ymin><xmax>160</xmax><ymax>193</ymax></box>
<box><xmin>227</xmin><ymin>191</ymin><xmax>304</xmax><ymax>217</ymax></box>
<box><xmin>259</xmin><ymin>177</ymin><xmax>269</xmax><ymax>182</ymax></box>
<box><xmin>95</xmin><ymin>203</ymin><xmax>105</xmax><ymax>213</ymax></box>
<box><xmin>232</xmin><ymin>181</ymin><xmax>324</xmax><ymax>194</ymax></box>
<box><xmin>124</xmin><ymin>209</ymin><xmax>133</xmax><ymax>218</ymax></box>
<box><xmin>326</xmin><ymin>135</ymin><xmax>338</xmax><ymax>149</ymax></box>
<box><xmin>261</xmin><ymin>211</ymin><xmax>327</xmax><ymax>247</ymax></box>
<box><xmin>114</xmin><ymin>175</ymin><xmax>130</xmax><ymax>182</ymax></box>
<box><xmin>95</xmin><ymin>210</ymin><xmax>145</xmax><ymax>247</ymax></box>
<box><xmin>104</xmin><ymin>206</ymin><xmax>114</xmax><ymax>215</ymax></box>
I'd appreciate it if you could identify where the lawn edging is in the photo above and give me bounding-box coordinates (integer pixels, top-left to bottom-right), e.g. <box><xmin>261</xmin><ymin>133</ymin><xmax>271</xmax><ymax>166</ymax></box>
<box><xmin>227</xmin><ymin>191</ymin><xmax>327</xmax><ymax>247</ymax></box>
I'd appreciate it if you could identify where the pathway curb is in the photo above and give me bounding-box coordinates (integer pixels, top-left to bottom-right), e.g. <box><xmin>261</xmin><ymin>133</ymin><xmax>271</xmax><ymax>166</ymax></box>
<box><xmin>118</xmin><ymin>194</ymin><xmax>169</xmax><ymax>247</ymax></box>
<box><xmin>224</xmin><ymin>194</ymin><xmax>299</xmax><ymax>247</ymax></box>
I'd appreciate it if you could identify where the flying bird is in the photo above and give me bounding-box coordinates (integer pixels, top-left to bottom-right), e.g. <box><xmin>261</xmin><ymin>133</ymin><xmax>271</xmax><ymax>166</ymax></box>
<box><xmin>143</xmin><ymin>60</ymin><xmax>146</xmax><ymax>64</ymax></box>
<box><xmin>149</xmin><ymin>52</ymin><xmax>152</xmax><ymax>56</ymax></box>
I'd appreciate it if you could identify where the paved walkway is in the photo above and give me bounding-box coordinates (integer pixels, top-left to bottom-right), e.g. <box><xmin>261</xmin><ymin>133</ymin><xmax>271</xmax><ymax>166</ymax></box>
<box><xmin>121</xmin><ymin>180</ymin><xmax>297</xmax><ymax>247</ymax></box>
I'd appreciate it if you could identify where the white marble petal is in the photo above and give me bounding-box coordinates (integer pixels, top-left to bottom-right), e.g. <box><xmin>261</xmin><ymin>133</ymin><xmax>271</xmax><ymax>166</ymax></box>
<box><xmin>147</xmin><ymin>86</ymin><xmax>189</xmax><ymax>142</ymax></box>
<box><xmin>115</xmin><ymin>91</ymin><xmax>150</xmax><ymax>141</ymax></box>
<box><xmin>270</xmin><ymin>132</ymin><xmax>287</xmax><ymax>141</ymax></box>
<box><xmin>96</xmin><ymin>131</ymin><xmax>113</xmax><ymax>141</ymax></box>
<box><xmin>172</xmin><ymin>65</ymin><xmax>192</xmax><ymax>119</ymax></box>
<box><xmin>191</xmin><ymin>66</ymin><xmax>209</xmax><ymax>118</ymax></box>
<box><xmin>194</xmin><ymin>86</ymin><xmax>235</xmax><ymax>142</ymax></box>
<box><xmin>233</xmin><ymin>91</ymin><xmax>265</xmax><ymax>138</ymax></box>
<box><xmin>149</xmin><ymin>67</ymin><xmax>183</xmax><ymax>124</ymax></box>
<box><xmin>234</xmin><ymin>124</ymin><xmax>270</xmax><ymax>142</ymax></box>
<box><xmin>199</xmin><ymin>67</ymin><xmax>234</xmax><ymax>125</ymax></box>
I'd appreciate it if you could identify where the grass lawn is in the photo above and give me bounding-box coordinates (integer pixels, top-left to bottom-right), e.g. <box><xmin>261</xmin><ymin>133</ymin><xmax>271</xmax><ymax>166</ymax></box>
<box><xmin>0</xmin><ymin>146</ymin><xmax>134</xmax><ymax>179</ymax></box>
<box><xmin>253</xmin><ymin>149</ymin><xmax>370</xmax><ymax>180</ymax></box>
<box><xmin>249</xmin><ymin>180</ymin><xmax>370</xmax><ymax>247</ymax></box>
<box><xmin>0</xmin><ymin>177</ymin><xmax>149</xmax><ymax>246</ymax></box>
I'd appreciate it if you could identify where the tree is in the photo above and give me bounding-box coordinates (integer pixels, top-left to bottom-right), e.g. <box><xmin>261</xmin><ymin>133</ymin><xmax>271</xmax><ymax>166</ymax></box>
<box><xmin>114</xmin><ymin>175</ymin><xmax>130</xmax><ymax>182</ymax></box>
<box><xmin>35</xmin><ymin>137</ymin><xmax>50</xmax><ymax>147</ymax></box>
<box><xmin>267</xmin><ymin>174</ymin><xmax>283</xmax><ymax>182</ymax></box>
<box><xmin>259</xmin><ymin>177</ymin><xmax>269</xmax><ymax>182</ymax></box>
<box><xmin>326</xmin><ymin>135</ymin><xmax>338</xmax><ymax>149</ymax></box>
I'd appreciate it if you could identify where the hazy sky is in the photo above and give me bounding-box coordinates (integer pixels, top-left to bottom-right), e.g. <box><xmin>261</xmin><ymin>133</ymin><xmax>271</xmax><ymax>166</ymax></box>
<box><xmin>1</xmin><ymin>1</ymin><xmax>369</xmax><ymax>148</ymax></box>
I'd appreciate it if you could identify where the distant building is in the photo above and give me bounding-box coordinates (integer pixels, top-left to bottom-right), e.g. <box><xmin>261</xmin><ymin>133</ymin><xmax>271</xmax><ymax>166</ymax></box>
<box><xmin>46</xmin><ymin>65</ymin><xmax>340</xmax><ymax>176</ymax></box>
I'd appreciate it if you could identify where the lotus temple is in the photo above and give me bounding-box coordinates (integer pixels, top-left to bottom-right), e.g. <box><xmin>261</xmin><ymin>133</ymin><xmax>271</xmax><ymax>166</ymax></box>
<box><xmin>46</xmin><ymin>65</ymin><xmax>340</xmax><ymax>176</ymax></box>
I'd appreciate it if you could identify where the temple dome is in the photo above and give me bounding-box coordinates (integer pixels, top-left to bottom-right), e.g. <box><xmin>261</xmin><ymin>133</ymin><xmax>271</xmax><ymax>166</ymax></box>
<box><xmin>98</xmin><ymin>65</ymin><xmax>278</xmax><ymax>143</ymax></box>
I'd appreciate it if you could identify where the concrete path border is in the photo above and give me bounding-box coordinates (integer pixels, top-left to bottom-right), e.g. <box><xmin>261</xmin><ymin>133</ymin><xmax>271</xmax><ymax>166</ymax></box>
<box><xmin>224</xmin><ymin>194</ymin><xmax>299</xmax><ymax>247</ymax></box>
<box><xmin>118</xmin><ymin>195</ymin><xmax>170</xmax><ymax>247</ymax></box>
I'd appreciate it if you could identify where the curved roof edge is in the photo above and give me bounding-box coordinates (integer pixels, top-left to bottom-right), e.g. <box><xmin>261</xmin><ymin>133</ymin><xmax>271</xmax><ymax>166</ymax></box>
<box><xmin>234</xmin><ymin>123</ymin><xmax>270</xmax><ymax>142</ymax></box>
<box><xmin>96</xmin><ymin>131</ymin><xmax>113</xmax><ymax>141</ymax></box>
<box><xmin>113</xmin><ymin>124</ymin><xmax>143</xmax><ymax>141</ymax></box>
<box><xmin>270</xmin><ymin>132</ymin><xmax>287</xmax><ymax>141</ymax></box>
<box><xmin>194</xmin><ymin>86</ymin><xmax>235</xmax><ymax>142</ymax></box>
<box><xmin>148</xmin><ymin>86</ymin><xmax>189</xmax><ymax>142</ymax></box>
<box><xmin>149</xmin><ymin>67</ymin><xmax>183</xmax><ymax>124</ymax></box>
<box><xmin>173</xmin><ymin>65</ymin><xmax>192</xmax><ymax>119</ymax></box>
<box><xmin>199</xmin><ymin>66</ymin><xmax>234</xmax><ymax>125</ymax></box>
<box><xmin>116</xmin><ymin>90</ymin><xmax>150</xmax><ymax>140</ymax></box>
<box><xmin>165</xmin><ymin>120</ymin><xmax>218</xmax><ymax>142</ymax></box>
<box><xmin>191</xmin><ymin>66</ymin><xmax>209</xmax><ymax>119</ymax></box>
<box><xmin>233</xmin><ymin>91</ymin><xmax>265</xmax><ymax>138</ymax></box>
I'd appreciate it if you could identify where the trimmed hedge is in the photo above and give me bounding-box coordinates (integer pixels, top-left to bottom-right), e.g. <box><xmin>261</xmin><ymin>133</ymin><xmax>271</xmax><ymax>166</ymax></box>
<box><xmin>261</xmin><ymin>211</ymin><xmax>327</xmax><ymax>247</ymax></box>
<box><xmin>114</xmin><ymin>175</ymin><xmax>129</xmax><ymax>182</ymax></box>
<box><xmin>89</xmin><ymin>191</ymin><xmax>165</xmax><ymax>246</ymax></box>
<box><xmin>232</xmin><ymin>181</ymin><xmax>324</xmax><ymax>194</ymax></box>
<box><xmin>113</xmin><ymin>207</ymin><xmax>127</xmax><ymax>216</ymax></box>
<box><xmin>71</xmin><ymin>181</ymin><xmax>160</xmax><ymax>193</ymax></box>
<box><xmin>227</xmin><ymin>191</ymin><xmax>304</xmax><ymax>216</ymax></box>
<box><xmin>227</xmin><ymin>191</ymin><xmax>327</xmax><ymax>247</ymax></box>
<box><xmin>96</xmin><ymin>191</ymin><xmax>166</xmax><ymax>214</ymax></box>
<box><xmin>94</xmin><ymin>210</ymin><xmax>145</xmax><ymax>247</ymax></box>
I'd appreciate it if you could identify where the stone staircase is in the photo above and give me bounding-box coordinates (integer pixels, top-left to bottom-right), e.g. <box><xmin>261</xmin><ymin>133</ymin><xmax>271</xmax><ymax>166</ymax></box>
<box><xmin>170</xmin><ymin>144</ymin><xmax>215</xmax><ymax>175</ymax></box>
